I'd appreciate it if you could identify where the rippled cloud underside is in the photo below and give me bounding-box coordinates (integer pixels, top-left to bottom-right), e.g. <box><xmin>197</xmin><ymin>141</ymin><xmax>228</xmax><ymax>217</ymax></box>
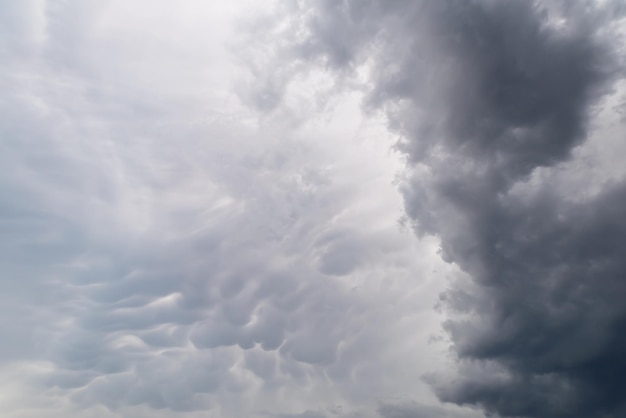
<box><xmin>1</xmin><ymin>1</ymin><xmax>625</xmax><ymax>418</ymax></box>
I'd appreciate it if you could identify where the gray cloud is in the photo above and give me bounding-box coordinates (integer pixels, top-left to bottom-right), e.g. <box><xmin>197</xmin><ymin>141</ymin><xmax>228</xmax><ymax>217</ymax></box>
<box><xmin>8</xmin><ymin>1</ymin><xmax>624</xmax><ymax>417</ymax></box>
<box><xmin>270</xmin><ymin>0</ymin><xmax>626</xmax><ymax>417</ymax></box>
<box><xmin>1</xmin><ymin>2</ymin><xmax>466</xmax><ymax>417</ymax></box>
<box><xmin>377</xmin><ymin>401</ymin><xmax>479</xmax><ymax>418</ymax></box>
<box><xmin>277</xmin><ymin>411</ymin><xmax>328</xmax><ymax>418</ymax></box>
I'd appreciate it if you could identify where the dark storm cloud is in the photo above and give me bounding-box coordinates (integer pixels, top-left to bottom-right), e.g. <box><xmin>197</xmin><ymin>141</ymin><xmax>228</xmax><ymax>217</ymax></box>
<box><xmin>277</xmin><ymin>0</ymin><xmax>626</xmax><ymax>417</ymax></box>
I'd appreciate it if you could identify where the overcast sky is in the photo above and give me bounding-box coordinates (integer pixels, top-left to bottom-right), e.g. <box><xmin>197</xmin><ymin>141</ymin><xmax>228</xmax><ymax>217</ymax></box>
<box><xmin>1</xmin><ymin>1</ymin><xmax>625</xmax><ymax>418</ymax></box>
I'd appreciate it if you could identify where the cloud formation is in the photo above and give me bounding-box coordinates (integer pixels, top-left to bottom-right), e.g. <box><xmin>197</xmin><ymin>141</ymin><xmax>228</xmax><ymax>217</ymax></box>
<box><xmin>1</xmin><ymin>2</ymin><xmax>479</xmax><ymax>417</ymax></box>
<box><xmin>4</xmin><ymin>1</ymin><xmax>626</xmax><ymax>417</ymax></box>
<box><xmin>268</xmin><ymin>0</ymin><xmax>626</xmax><ymax>417</ymax></box>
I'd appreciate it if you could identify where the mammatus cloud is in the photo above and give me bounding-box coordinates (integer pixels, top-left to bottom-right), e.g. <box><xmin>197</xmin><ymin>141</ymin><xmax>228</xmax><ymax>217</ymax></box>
<box><xmin>2</xmin><ymin>1</ymin><xmax>483</xmax><ymax>417</ymax></box>
<box><xmin>4</xmin><ymin>1</ymin><xmax>625</xmax><ymax>417</ymax></box>
<box><xmin>265</xmin><ymin>0</ymin><xmax>626</xmax><ymax>417</ymax></box>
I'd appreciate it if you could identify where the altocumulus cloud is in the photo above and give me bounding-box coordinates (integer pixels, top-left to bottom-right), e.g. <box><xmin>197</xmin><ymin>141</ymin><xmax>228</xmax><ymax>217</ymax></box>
<box><xmin>261</xmin><ymin>0</ymin><xmax>626</xmax><ymax>417</ymax></box>
<box><xmin>0</xmin><ymin>1</ymin><xmax>483</xmax><ymax>418</ymax></box>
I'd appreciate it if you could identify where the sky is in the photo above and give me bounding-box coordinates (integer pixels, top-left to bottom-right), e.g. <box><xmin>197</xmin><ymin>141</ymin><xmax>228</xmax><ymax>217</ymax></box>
<box><xmin>1</xmin><ymin>1</ymin><xmax>625</xmax><ymax>418</ymax></box>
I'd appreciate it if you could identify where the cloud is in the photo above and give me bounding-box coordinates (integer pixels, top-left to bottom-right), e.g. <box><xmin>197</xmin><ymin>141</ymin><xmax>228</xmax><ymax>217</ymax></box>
<box><xmin>277</xmin><ymin>411</ymin><xmax>328</xmax><ymax>418</ymax></box>
<box><xmin>266</xmin><ymin>0</ymin><xmax>626</xmax><ymax>417</ymax></box>
<box><xmin>377</xmin><ymin>401</ymin><xmax>479</xmax><ymax>418</ymax></box>
<box><xmin>7</xmin><ymin>1</ymin><xmax>624</xmax><ymax>417</ymax></box>
<box><xmin>1</xmin><ymin>2</ymin><xmax>469</xmax><ymax>417</ymax></box>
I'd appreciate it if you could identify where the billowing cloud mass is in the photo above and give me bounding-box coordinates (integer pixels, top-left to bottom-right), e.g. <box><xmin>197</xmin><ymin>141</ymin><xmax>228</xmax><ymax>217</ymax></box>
<box><xmin>2</xmin><ymin>1</ymin><xmax>625</xmax><ymax>418</ymax></box>
<box><xmin>0</xmin><ymin>1</ymin><xmax>481</xmax><ymax>418</ymax></box>
<box><xmin>264</xmin><ymin>0</ymin><xmax>626</xmax><ymax>417</ymax></box>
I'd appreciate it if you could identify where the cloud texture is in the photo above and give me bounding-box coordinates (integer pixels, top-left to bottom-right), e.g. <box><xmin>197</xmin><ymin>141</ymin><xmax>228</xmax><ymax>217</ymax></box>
<box><xmin>0</xmin><ymin>1</ymin><xmax>480</xmax><ymax>417</ymax></box>
<box><xmin>266</xmin><ymin>0</ymin><xmax>626</xmax><ymax>417</ymax></box>
<box><xmin>3</xmin><ymin>1</ymin><xmax>626</xmax><ymax>418</ymax></box>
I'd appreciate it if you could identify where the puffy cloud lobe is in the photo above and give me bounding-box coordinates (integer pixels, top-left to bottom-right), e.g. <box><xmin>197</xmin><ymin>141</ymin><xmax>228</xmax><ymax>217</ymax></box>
<box><xmin>432</xmin><ymin>181</ymin><xmax>626</xmax><ymax>416</ymax></box>
<box><xmin>275</xmin><ymin>0</ymin><xmax>626</xmax><ymax>417</ymax></box>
